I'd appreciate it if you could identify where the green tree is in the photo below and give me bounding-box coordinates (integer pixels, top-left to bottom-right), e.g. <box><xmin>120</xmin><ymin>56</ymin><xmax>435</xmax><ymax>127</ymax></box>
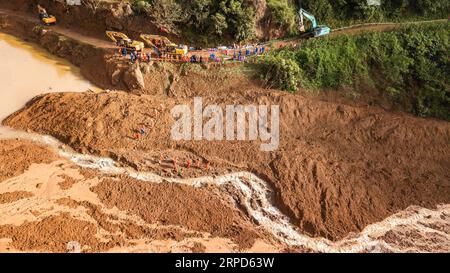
<box><xmin>267</xmin><ymin>0</ymin><xmax>298</xmax><ymax>35</ymax></box>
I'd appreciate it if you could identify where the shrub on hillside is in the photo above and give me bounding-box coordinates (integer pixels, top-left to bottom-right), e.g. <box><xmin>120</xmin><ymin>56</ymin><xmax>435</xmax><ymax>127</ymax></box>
<box><xmin>260</xmin><ymin>23</ymin><xmax>450</xmax><ymax>120</ymax></box>
<box><xmin>267</xmin><ymin>0</ymin><xmax>298</xmax><ymax>35</ymax></box>
<box><xmin>261</xmin><ymin>55</ymin><xmax>300</xmax><ymax>93</ymax></box>
<box><xmin>302</xmin><ymin>0</ymin><xmax>450</xmax><ymax>27</ymax></box>
<box><xmin>132</xmin><ymin>0</ymin><xmax>256</xmax><ymax>44</ymax></box>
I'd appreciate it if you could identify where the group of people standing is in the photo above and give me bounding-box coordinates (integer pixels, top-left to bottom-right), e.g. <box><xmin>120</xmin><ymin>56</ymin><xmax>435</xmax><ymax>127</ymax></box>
<box><xmin>117</xmin><ymin>44</ymin><xmax>267</xmax><ymax>64</ymax></box>
<box><xmin>119</xmin><ymin>47</ymin><xmax>152</xmax><ymax>63</ymax></box>
<box><xmin>227</xmin><ymin>45</ymin><xmax>266</xmax><ymax>62</ymax></box>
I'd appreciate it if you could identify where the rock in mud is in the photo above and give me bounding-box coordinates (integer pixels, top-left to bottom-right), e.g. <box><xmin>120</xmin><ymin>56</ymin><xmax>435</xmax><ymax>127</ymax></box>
<box><xmin>139</xmin><ymin>63</ymin><xmax>151</xmax><ymax>74</ymax></box>
<box><xmin>123</xmin><ymin>64</ymin><xmax>145</xmax><ymax>90</ymax></box>
<box><xmin>111</xmin><ymin>69</ymin><xmax>122</xmax><ymax>86</ymax></box>
<box><xmin>105</xmin><ymin>14</ymin><xmax>124</xmax><ymax>31</ymax></box>
<box><xmin>123</xmin><ymin>4</ymin><xmax>134</xmax><ymax>16</ymax></box>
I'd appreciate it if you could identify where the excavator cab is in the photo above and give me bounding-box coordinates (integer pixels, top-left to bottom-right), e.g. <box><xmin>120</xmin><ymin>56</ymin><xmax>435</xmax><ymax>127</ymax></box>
<box><xmin>106</xmin><ymin>31</ymin><xmax>145</xmax><ymax>53</ymax></box>
<box><xmin>311</xmin><ymin>26</ymin><xmax>331</xmax><ymax>37</ymax></box>
<box><xmin>38</xmin><ymin>5</ymin><xmax>56</xmax><ymax>25</ymax></box>
<box><xmin>298</xmin><ymin>8</ymin><xmax>330</xmax><ymax>38</ymax></box>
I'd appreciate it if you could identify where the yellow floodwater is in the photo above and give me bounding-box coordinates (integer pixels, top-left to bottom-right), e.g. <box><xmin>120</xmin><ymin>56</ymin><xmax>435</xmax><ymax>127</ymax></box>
<box><xmin>0</xmin><ymin>32</ymin><xmax>97</xmax><ymax>121</ymax></box>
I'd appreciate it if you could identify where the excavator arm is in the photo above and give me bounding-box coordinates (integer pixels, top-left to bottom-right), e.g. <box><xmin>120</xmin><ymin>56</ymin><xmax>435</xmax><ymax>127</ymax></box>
<box><xmin>140</xmin><ymin>34</ymin><xmax>187</xmax><ymax>57</ymax></box>
<box><xmin>37</xmin><ymin>5</ymin><xmax>56</xmax><ymax>25</ymax></box>
<box><xmin>106</xmin><ymin>31</ymin><xmax>144</xmax><ymax>52</ymax></box>
<box><xmin>298</xmin><ymin>7</ymin><xmax>330</xmax><ymax>38</ymax></box>
<box><xmin>140</xmin><ymin>34</ymin><xmax>156</xmax><ymax>47</ymax></box>
<box><xmin>299</xmin><ymin>8</ymin><xmax>318</xmax><ymax>29</ymax></box>
<box><xmin>106</xmin><ymin>31</ymin><xmax>130</xmax><ymax>44</ymax></box>
<box><xmin>140</xmin><ymin>34</ymin><xmax>161</xmax><ymax>56</ymax></box>
<box><xmin>140</xmin><ymin>34</ymin><xmax>176</xmax><ymax>48</ymax></box>
<box><xmin>37</xmin><ymin>5</ymin><xmax>47</xmax><ymax>14</ymax></box>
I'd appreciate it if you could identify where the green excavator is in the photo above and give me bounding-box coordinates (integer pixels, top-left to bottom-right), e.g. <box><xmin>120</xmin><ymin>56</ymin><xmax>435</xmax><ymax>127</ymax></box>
<box><xmin>297</xmin><ymin>1</ymin><xmax>331</xmax><ymax>38</ymax></box>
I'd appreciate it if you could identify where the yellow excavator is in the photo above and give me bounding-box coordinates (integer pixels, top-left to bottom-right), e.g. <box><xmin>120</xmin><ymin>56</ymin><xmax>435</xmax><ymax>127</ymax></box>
<box><xmin>38</xmin><ymin>5</ymin><xmax>57</xmax><ymax>25</ymax></box>
<box><xmin>106</xmin><ymin>31</ymin><xmax>145</xmax><ymax>53</ymax></box>
<box><xmin>140</xmin><ymin>34</ymin><xmax>188</xmax><ymax>58</ymax></box>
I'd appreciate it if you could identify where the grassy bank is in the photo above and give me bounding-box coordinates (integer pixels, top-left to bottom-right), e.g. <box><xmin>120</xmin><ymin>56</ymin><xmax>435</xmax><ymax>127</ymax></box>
<box><xmin>259</xmin><ymin>23</ymin><xmax>450</xmax><ymax>120</ymax></box>
<box><xmin>301</xmin><ymin>0</ymin><xmax>450</xmax><ymax>28</ymax></box>
<box><xmin>128</xmin><ymin>0</ymin><xmax>450</xmax><ymax>45</ymax></box>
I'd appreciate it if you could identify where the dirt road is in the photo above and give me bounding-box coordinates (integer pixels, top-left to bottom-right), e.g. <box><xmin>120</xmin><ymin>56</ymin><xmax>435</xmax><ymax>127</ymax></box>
<box><xmin>0</xmin><ymin>9</ymin><xmax>113</xmax><ymax>48</ymax></box>
<box><xmin>267</xmin><ymin>19</ymin><xmax>448</xmax><ymax>49</ymax></box>
<box><xmin>3</xmin><ymin>8</ymin><xmax>444</xmax><ymax>61</ymax></box>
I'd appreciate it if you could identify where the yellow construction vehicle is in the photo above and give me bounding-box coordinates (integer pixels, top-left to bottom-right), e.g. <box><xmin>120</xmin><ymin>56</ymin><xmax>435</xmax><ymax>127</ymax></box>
<box><xmin>38</xmin><ymin>5</ymin><xmax>57</xmax><ymax>25</ymax></box>
<box><xmin>140</xmin><ymin>34</ymin><xmax>188</xmax><ymax>58</ymax></box>
<box><xmin>106</xmin><ymin>31</ymin><xmax>145</xmax><ymax>53</ymax></box>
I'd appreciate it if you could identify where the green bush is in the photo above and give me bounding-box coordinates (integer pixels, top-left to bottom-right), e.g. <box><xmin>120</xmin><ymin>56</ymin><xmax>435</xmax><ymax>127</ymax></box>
<box><xmin>131</xmin><ymin>0</ymin><xmax>450</xmax><ymax>45</ymax></box>
<box><xmin>259</xmin><ymin>23</ymin><xmax>450</xmax><ymax>120</ymax></box>
<box><xmin>261</xmin><ymin>55</ymin><xmax>300</xmax><ymax>93</ymax></box>
<box><xmin>132</xmin><ymin>0</ymin><xmax>256</xmax><ymax>44</ymax></box>
<box><xmin>302</xmin><ymin>0</ymin><xmax>450</xmax><ymax>27</ymax></box>
<box><xmin>267</xmin><ymin>0</ymin><xmax>298</xmax><ymax>35</ymax></box>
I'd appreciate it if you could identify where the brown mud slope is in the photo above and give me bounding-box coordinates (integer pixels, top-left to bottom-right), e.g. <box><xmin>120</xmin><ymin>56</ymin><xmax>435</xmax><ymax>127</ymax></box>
<box><xmin>4</xmin><ymin>88</ymin><xmax>450</xmax><ymax>240</ymax></box>
<box><xmin>0</xmin><ymin>139</ymin><xmax>277</xmax><ymax>252</ymax></box>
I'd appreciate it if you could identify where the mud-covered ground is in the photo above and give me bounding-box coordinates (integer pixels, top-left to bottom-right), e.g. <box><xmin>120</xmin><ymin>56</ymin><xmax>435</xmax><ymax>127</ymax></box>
<box><xmin>1</xmin><ymin>137</ymin><xmax>449</xmax><ymax>253</ymax></box>
<box><xmin>4</xmin><ymin>85</ymin><xmax>450</xmax><ymax>241</ymax></box>
<box><xmin>0</xmin><ymin>139</ymin><xmax>282</xmax><ymax>253</ymax></box>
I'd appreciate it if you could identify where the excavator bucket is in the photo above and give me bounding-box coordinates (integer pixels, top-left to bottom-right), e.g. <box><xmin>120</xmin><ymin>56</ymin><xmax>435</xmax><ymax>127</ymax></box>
<box><xmin>42</xmin><ymin>16</ymin><xmax>57</xmax><ymax>25</ymax></box>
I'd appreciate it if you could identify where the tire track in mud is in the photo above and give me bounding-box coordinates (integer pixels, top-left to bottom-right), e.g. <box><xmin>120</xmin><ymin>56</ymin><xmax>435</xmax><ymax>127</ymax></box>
<box><xmin>1</xmin><ymin>126</ymin><xmax>449</xmax><ymax>253</ymax></box>
<box><xmin>331</xmin><ymin>19</ymin><xmax>447</xmax><ymax>33</ymax></box>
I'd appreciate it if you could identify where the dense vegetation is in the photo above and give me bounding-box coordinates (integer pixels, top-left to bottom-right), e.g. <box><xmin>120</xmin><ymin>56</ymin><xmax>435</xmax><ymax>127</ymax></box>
<box><xmin>301</xmin><ymin>0</ymin><xmax>450</xmax><ymax>27</ymax></box>
<box><xmin>129</xmin><ymin>0</ymin><xmax>450</xmax><ymax>45</ymax></box>
<box><xmin>260</xmin><ymin>23</ymin><xmax>450</xmax><ymax>120</ymax></box>
<box><xmin>266</xmin><ymin>0</ymin><xmax>298</xmax><ymax>36</ymax></box>
<box><xmin>126</xmin><ymin>1</ymin><xmax>450</xmax><ymax>119</ymax></box>
<box><xmin>132</xmin><ymin>0</ymin><xmax>256</xmax><ymax>44</ymax></box>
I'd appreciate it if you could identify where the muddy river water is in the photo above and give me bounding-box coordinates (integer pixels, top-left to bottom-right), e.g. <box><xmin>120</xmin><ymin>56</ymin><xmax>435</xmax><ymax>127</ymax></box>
<box><xmin>0</xmin><ymin>32</ymin><xmax>448</xmax><ymax>253</ymax></box>
<box><xmin>0</xmin><ymin>33</ymin><xmax>95</xmax><ymax>121</ymax></box>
